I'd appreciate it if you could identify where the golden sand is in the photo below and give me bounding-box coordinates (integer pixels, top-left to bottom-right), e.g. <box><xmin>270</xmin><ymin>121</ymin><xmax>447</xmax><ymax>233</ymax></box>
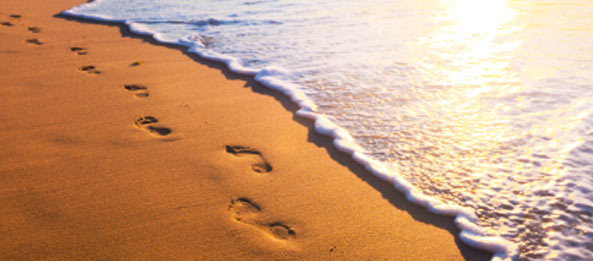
<box><xmin>0</xmin><ymin>0</ymin><xmax>491</xmax><ymax>259</ymax></box>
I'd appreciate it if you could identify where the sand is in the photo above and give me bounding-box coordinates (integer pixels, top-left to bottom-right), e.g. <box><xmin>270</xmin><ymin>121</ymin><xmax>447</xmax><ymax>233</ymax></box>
<box><xmin>0</xmin><ymin>0</ymin><xmax>492</xmax><ymax>260</ymax></box>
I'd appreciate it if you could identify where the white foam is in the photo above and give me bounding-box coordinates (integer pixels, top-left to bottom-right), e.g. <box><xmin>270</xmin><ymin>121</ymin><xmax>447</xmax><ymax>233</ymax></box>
<box><xmin>62</xmin><ymin>0</ymin><xmax>123</xmax><ymax>22</ymax></box>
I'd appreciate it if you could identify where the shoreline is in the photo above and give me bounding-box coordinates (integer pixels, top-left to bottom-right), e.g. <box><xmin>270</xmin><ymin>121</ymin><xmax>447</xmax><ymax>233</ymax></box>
<box><xmin>1</xmin><ymin>0</ymin><xmax>492</xmax><ymax>260</ymax></box>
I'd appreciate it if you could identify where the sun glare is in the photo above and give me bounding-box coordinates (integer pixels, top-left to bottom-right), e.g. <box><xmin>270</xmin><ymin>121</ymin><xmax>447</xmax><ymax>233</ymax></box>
<box><xmin>427</xmin><ymin>0</ymin><xmax>521</xmax><ymax>87</ymax></box>
<box><xmin>444</xmin><ymin>0</ymin><xmax>516</xmax><ymax>34</ymax></box>
<box><xmin>405</xmin><ymin>0</ymin><xmax>526</xmax><ymax>174</ymax></box>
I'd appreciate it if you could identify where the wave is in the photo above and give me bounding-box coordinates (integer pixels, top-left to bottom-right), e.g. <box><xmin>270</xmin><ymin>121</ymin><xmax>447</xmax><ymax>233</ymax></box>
<box><xmin>65</xmin><ymin>1</ymin><xmax>281</xmax><ymax>26</ymax></box>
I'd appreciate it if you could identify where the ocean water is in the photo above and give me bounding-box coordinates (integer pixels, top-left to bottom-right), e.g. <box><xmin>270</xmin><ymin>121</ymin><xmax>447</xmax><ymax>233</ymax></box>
<box><xmin>64</xmin><ymin>0</ymin><xmax>593</xmax><ymax>260</ymax></box>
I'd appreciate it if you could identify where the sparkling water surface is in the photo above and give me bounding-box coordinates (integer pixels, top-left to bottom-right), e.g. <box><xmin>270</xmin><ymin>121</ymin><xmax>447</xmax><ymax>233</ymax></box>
<box><xmin>67</xmin><ymin>1</ymin><xmax>593</xmax><ymax>259</ymax></box>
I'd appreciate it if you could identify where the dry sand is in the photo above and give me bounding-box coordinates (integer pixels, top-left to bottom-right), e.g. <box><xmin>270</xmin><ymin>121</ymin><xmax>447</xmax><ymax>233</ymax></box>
<box><xmin>0</xmin><ymin>0</ymin><xmax>492</xmax><ymax>260</ymax></box>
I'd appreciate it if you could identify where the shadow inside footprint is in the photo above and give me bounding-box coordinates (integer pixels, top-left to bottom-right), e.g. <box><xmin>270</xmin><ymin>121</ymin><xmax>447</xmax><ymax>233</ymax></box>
<box><xmin>71</xmin><ymin>47</ymin><xmax>87</xmax><ymax>55</ymax></box>
<box><xmin>135</xmin><ymin>116</ymin><xmax>158</xmax><ymax>126</ymax></box>
<box><xmin>79</xmin><ymin>65</ymin><xmax>100</xmax><ymax>74</ymax></box>
<box><xmin>1</xmin><ymin>22</ymin><xmax>13</xmax><ymax>26</ymax></box>
<box><xmin>130</xmin><ymin>61</ymin><xmax>142</xmax><ymax>66</ymax></box>
<box><xmin>9</xmin><ymin>14</ymin><xmax>22</xmax><ymax>19</ymax></box>
<box><xmin>124</xmin><ymin>84</ymin><xmax>149</xmax><ymax>98</ymax></box>
<box><xmin>135</xmin><ymin>116</ymin><xmax>171</xmax><ymax>136</ymax></box>
<box><xmin>228</xmin><ymin>198</ymin><xmax>296</xmax><ymax>241</ymax></box>
<box><xmin>147</xmin><ymin>126</ymin><xmax>171</xmax><ymax>136</ymax></box>
<box><xmin>269</xmin><ymin>223</ymin><xmax>296</xmax><ymax>240</ymax></box>
<box><xmin>225</xmin><ymin>146</ymin><xmax>273</xmax><ymax>173</ymax></box>
<box><xmin>25</xmin><ymin>38</ymin><xmax>42</xmax><ymax>45</ymax></box>
<box><xmin>27</xmin><ymin>27</ymin><xmax>40</xmax><ymax>33</ymax></box>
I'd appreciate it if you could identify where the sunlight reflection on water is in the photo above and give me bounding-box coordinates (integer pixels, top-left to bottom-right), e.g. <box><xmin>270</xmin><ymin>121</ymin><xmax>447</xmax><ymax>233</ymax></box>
<box><xmin>395</xmin><ymin>1</ymin><xmax>593</xmax><ymax>258</ymax></box>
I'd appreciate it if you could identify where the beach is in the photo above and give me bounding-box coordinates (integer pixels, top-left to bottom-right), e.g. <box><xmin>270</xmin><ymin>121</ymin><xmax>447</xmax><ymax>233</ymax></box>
<box><xmin>0</xmin><ymin>0</ymin><xmax>492</xmax><ymax>259</ymax></box>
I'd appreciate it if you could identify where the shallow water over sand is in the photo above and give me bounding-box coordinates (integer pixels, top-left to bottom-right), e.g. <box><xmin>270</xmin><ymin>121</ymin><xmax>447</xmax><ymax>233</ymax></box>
<box><xmin>66</xmin><ymin>0</ymin><xmax>593</xmax><ymax>259</ymax></box>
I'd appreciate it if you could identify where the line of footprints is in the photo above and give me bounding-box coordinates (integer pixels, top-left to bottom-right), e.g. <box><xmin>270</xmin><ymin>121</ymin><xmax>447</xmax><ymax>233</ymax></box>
<box><xmin>3</xmin><ymin>13</ymin><xmax>295</xmax><ymax>243</ymax></box>
<box><xmin>67</xmin><ymin>27</ymin><xmax>294</xmax><ymax>241</ymax></box>
<box><xmin>224</xmin><ymin>147</ymin><xmax>296</xmax><ymax>241</ymax></box>
<box><xmin>73</xmin><ymin>44</ymin><xmax>294</xmax><ymax>241</ymax></box>
<box><xmin>1</xmin><ymin>14</ymin><xmax>43</xmax><ymax>45</ymax></box>
<box><xmin>68</xmin><ymin>46</ymin><xmax>168</xmax><ymax>137</ymax></box>
<box><xmin>73</xmin><ymin>57</ymin><xmax>167</xmax><ymax>137</ymax></box>
<box><xmin>2</xmin><ymin>14</ymin><xmax>163</xmax><ymax>137</ymax></box>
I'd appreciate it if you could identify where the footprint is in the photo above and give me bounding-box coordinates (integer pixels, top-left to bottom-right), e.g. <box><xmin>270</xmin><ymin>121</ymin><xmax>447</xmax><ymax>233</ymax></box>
<box><xmin>9</xmin><ymin>14</ymin><xmax>22</xmax><ymax>19</ymax></box>
<box><xmin>225</xmin><ymin>146</ymin><xmax>273</xmax><ymax>173</ymax></box>
<box><xmin>27</xmin><ymin>26</ymin><xmax>40</xmax><ymax>33</ymax></box>
<box><xmin>229</xmin><ymin>198</ymin><xmax>261</xmax><ymax>222</ymax></box>
<box><xmin>1</xmin><ymin>22</ymin><xmax>13</xmax><ymax>26</ymax></box>
<box><xmin>135</xmin><ymin>116</ymin><xmax>172</xmax><ymax>136</ymax></box>
<box><xmin>124</xmin><ymin>84</ymin><xmax>149</xmax><ymax>98</ymax></box>
<box><xmin>228</xmin><ymin>198</ymin><xmax>296</xmax><ymax>241</ymax></box>
<box><xmin>130</xmin><ymin>61</ymin><xmax>142</xmax><ymax>67</ymax></box>
<box><xmin>70</xmin><ymin>47</ymin><xmax>87</xmax><ymax>55</ymax></box>
<box><xmin>79</xmin><ymin>65</ymin><xmax>101</xmax><ymax>75</ymax></box>
<box><xmin>25</xmin><ymin>38</ymin><xmax>42</xmax><ymax>45</ymax></box>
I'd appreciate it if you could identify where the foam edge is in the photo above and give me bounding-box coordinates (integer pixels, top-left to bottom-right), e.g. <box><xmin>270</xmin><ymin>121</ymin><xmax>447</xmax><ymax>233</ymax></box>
<box><xmin>61</xmin><ymin>5</ymin><xmax>518</xmax><ymax>260</ymax></box>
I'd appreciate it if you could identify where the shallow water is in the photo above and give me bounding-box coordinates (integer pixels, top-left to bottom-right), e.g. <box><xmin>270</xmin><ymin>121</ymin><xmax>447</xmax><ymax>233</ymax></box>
<box><xmin>66</xmin><ymin>0</ymin><xmax>593</xmax><ymax>259</ymax></box>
